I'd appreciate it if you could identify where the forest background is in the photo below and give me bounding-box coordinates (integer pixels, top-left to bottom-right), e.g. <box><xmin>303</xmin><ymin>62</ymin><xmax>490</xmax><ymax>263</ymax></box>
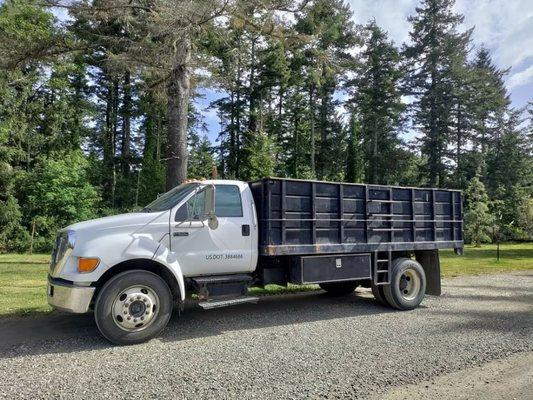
<box><xmin>0</xmin><ymin>0</ymin><xmax>531</xmax><ymax>252</ymax></box>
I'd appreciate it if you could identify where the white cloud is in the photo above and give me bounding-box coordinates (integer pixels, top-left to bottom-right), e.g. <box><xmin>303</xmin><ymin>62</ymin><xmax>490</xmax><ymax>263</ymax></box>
<box><xmin>455</xmin><ymin>0</ymin><xmax>533</xmax><ymax>69</ymax></box>
<box><xmin>507</xmin><ymin>65</ymin><xmax>533</xmax><ymax>89</ymax></box>
<box><xmin>346</xmin><ymin>0</ymin><xmax>533</xmax><ymax>104</ymax></box>
<box><xmin>347</xmin><ymin>0</ymin><xmax>416</xmax><ymax>44</ymax></box>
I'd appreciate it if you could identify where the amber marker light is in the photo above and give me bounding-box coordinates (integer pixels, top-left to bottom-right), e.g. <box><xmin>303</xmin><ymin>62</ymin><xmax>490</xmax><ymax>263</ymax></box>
<box><xmin>78</xmin><ymin>257</ymin><xmax>100</xmax><ymax>273</ymax></box>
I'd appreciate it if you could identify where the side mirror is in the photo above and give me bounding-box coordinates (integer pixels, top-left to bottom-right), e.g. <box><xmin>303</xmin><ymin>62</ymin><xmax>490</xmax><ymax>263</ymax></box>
<box><xmin>204</xmin><ymin>184</ymin><xmax>218</xmax><ymax>230</ymax></box>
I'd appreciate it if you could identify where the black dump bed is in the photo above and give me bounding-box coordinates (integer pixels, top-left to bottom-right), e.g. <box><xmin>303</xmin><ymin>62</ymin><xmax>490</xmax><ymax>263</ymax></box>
<box><xmin>249</xmin><ymin>177</ymin><xmax>463</xmax><ymax>256</ymax></box>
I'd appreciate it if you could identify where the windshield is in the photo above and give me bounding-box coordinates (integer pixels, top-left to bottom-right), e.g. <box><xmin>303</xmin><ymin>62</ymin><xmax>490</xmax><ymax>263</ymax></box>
<box><xmin>142</xmin><ymin>183</ymin><xmax>200</xmax><ymax>212</ymax></box>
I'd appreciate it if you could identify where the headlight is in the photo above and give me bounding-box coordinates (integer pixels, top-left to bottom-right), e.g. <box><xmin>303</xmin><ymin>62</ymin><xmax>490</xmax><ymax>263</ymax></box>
<box><xmin>66</xmin><ymin>230</ymin><xmax>76</xmax><ymax>249</ymax></box>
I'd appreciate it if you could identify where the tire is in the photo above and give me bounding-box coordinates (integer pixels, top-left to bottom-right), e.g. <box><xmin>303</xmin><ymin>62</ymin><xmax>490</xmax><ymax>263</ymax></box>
<box><xmin>383</xmin><ymin>258</ymin><xmax>426</xmax><ymax>310</ymax></box>
<box><xmin>319</xmin><ymin>281</ymin><xmax>358</xmax><ymax>296</ymax></box>
<box><xmin>371</xmin><ymin>281</ymin><xmax>388</xmax><ymax>305</ymax></box>
<box><xmin>94</xmin><ymin>270</ymin><xmax>173</xmax><ymax>345</ymax></box>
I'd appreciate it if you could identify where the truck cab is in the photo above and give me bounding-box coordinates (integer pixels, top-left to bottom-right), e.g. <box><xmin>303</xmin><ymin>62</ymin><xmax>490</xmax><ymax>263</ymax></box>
<box><xmin>48</xmin><ymin>180</ymin><xmax>261</xmax><ymax>343</ymax></box>
<box><xmin>164</xmin><ymin>180</ymin><xmax>258</xmax><ymax>277</ymax></box>
<box><xmin>48</xmin><ymin>178</ymin><xmax>462</xmax><ymax>345</ymax></box>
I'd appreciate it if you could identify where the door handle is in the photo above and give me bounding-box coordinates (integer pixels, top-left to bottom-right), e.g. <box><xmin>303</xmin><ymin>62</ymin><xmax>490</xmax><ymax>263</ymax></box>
<box><xmin>242</xmin><ymin>224</ymin><xmax>250</xmax><ymax>236</ymax></box>
<box><xmin>173</xmin><ymin>231</ymin><xmax>189</xmax><ymax>237</ymax></box>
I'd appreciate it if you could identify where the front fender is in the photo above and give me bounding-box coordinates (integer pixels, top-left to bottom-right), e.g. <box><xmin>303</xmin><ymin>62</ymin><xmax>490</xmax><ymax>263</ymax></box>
<box><xmin>152</xmin><ymin>243</ymin><xmax>186</xmax><ymax>301</ymax></box>
<box><xmin>58</xmin><ymin>234</ymin><xmax>164</xmax><ymax>282</ymax></box>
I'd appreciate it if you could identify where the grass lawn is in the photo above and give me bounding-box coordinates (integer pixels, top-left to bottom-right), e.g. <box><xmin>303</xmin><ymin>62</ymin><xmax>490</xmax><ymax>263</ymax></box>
<box><xmin>0</xmin><ymin>253</ymin><xmax>51</xmax><ymax>316</ymax></box>
<box><xmin>439</xmin><ymin>243</ymin><xmax>533</xmax><ymax>277</ymax></box>
<box><xmin>0</xmin><ymin>243</ymin><xmax>531</xmax><ymax>317</ymax></box>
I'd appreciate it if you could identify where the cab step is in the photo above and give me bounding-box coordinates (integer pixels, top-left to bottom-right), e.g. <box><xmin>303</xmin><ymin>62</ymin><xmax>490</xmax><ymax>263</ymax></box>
<box><xmin>189</xmin><ymin>274</ymin><xmax>254</xmax><ymax>300</ymax></box>
<box><xmin>199</xmin><ymin>296</ymin><xmax>259</xmax><ymax>310</ymax></box>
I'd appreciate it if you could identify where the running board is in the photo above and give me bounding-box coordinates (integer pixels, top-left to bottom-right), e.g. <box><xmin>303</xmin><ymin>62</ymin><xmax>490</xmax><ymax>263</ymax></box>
<box><xmin>199</xmin><ymin>296</ymin><xmax>259</xmax><ymax>310</ymax></box>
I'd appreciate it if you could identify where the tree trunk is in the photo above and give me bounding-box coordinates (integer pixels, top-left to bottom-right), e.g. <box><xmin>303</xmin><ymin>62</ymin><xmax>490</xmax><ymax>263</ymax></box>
<box><xmin>248</xmin><ymin>36</ymin><xmax>258</xmax><ymax>134</ymax></box>
<box><xmin>309</xmin><ymin>86</ymin><xmax>316</xmax><ymax>178</ymax></box>
<box><xmin>428</xmin><ymin>70</ymin><xmax>439</xmax><ymax>187</ymax></box>
<box><xmin>103</xmin><ymin>75</ymin><xmax>118</xmax><ymax>206</ymax></box>
<box><xmin>112</xmin><ymin>78</ymin><xmax>119</xmax><ymax>205</ymax></box>
<box><xmin>293</xmin><ymin>106</ymin><xmax>299</xmax><ymax>178</ymax></box>
<box><xmin>229</xmin><ymin>89</ymin><xmax>236</xmax><ymax>176</ymax></box>
<box><xmin>166</xmin><ymin>38</ymin><xmax>191</xmax><ymax>190</ymax></box>
<box><xmin>121</xmin><ymin>71</ymin><xmax>132</xmax><ymax>176</ymax></box>
<box><xmin>456</xmin><ymin>102</ymin><xmax>462</xmax><ymax>188</ymax></box>
<box><xmin>235</xmin><ymin>54</ymin><xmax>242</xmax><ymax>179</ymax></box>
<box><xmin>318</xmin><ymin>81</ymin><xmax>328</xmax><ymax>180</ymax></box>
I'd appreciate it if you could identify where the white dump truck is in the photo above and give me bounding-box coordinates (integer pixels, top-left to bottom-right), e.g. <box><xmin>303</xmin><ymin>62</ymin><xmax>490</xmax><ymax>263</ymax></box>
<box><xmin>47</xmin><ymin>177</ymin><xmax>463</xmax><ymax>344</ymax></box>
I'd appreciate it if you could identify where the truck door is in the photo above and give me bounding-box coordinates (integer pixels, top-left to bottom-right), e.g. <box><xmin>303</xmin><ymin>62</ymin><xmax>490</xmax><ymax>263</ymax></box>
<box><xmin>170</xmin><ymin>184</ymin><xmax>254</xmax><ymax>277</ymax></box>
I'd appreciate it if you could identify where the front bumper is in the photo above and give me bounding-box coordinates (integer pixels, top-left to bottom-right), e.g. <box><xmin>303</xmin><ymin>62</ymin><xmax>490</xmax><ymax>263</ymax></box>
<box><xmin>47</xmin><ymin>276</ymin><xmax>95</xmax><ymax>314</ymax></box>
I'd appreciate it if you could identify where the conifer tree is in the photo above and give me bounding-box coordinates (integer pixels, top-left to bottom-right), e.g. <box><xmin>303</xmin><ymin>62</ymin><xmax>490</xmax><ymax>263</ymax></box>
<box><xmin>349</xmin><ymin>21</ymin><xmax>404</xmax><ymax>184</ymax></box>
<box><xmin>470</xmin><ymin>48</ymin><xmax>510</xmax><ymax>155</ymax></box>
<box><xmin>404</xmin><ymin>0</ymin><xmax>472</xmax><ymax>186</ymax></box>
<box><xmin>188</xmin><ymin>134</ymin><xmax>216</xmax><ymax>180</ymax></box>
<box><xmin>345</xmin><ymin>114</ymin><xmax>364</xmax><ymax>183</ymax></box>
<box><xmin>240</xmin><ymin>131</ymin><xmax>277</xmax><ymax>181</ymax></box>
<box><xmin>464</xmin><ymin>176</ymin><xmax>494</xmax><ymax>246</ymax></box>
<box><xmin>295</xmin><ymin>0</ymin><xmax>359</xmax><ymax>179</ymax></box>
<box><xmin>486</xmin><ymin>109</ymin><xmax>532</xmax><ymax>239</ymax></box>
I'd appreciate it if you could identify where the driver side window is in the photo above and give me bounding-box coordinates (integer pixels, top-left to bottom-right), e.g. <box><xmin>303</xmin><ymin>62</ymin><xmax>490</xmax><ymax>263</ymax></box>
<box><xmin>175</xmin><ymin>190</ymin><xmax>206</xmax><ymax>221</ymax></box>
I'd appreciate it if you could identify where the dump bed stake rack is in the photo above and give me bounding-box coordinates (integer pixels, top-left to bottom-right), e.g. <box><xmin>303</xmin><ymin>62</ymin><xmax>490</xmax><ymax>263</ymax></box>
<box><xmin>250</xmin><ymin>177</ymin><xmax>464</xmax><ymax>256</ymax></box>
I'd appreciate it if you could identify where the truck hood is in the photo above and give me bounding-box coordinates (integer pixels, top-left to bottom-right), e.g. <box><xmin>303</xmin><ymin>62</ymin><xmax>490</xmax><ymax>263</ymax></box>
<box><xmin>66</xmin><ymin>211</ymin><xmax>169</xmax><ymax>235</ymax></box>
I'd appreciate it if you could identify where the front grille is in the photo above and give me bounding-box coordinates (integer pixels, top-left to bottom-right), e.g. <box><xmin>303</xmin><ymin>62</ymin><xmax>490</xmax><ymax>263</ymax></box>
<box><xmin>50</xmin><ymin>234</ymin><xmax>61</xmax><ymax>271</ymax></box>
<box><xmin>50</xmin><ymin>232</ymin><xmax>70</xmax><ymax>276</ymax></box>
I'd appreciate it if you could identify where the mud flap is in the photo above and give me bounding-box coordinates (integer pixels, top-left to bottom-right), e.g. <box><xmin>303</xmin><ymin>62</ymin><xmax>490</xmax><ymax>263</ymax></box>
<box><xmin>415</xmin><ymin>249</ymin><xmax>441</xmax><ymax>296</ymax></box>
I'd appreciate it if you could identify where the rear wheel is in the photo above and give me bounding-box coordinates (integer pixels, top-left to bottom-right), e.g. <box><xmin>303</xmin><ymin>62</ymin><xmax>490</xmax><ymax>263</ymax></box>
<box><xmin>95</xmin><ymin>270</ymin><xmax>173</xmax><ymax>345</ymax></box>
<box><xmin>383</xmin><ymin>258</ymin><xmax>426</xmax><ymax>310</ymax></box>
<box><xmin>319</xmin><ymin>281</ymin><xmax>358</xmax><ymax>296</ymax></box>
<box><xmin>371</xmin><ymin>281</ymin><xmax>387</xmax><ymax>305</ymax></box>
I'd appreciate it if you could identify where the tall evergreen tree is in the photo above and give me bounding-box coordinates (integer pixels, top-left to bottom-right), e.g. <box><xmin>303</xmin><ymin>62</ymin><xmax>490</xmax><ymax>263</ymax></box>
<box><xmin>188</xmin><ymin>134</ymin><xmax>216</xmax><ymax>179</ymax></box>
<box><xmin>464</xmin><ymin>176</ymin><xmax>493</xmax><ymax>246</ymax></box>
<box><xmin>404</xmin><ymin>0</ymin><xmax>472</xmax><ymax>186</ymax></box>
<box><xmin>470</xmin><ymin>48</ymin><xmax>510</xmax><ymax>155</ymax></box>
<box><xmin>486</xmin><ymin>109</ymin><xmax>532</xmax><ymax>238</ymax></box>
<box><xmin>295</xmin><ymin>0</ymin><xmax>359</xmax><ymax>179</ymax></box>
<box><xmin>348</xmin><ymin>21</ymin><xmax>404</xmax><ymax>184</ymax></box>
<box><xmin>137</xmin><ymin>89</ymin><xmax>166</xmax><ymax>206</ymax></box>
<box><xmin>345</xmin><ymin>113</ymin><xmax>364</xmax><ymax>183</ymax></box>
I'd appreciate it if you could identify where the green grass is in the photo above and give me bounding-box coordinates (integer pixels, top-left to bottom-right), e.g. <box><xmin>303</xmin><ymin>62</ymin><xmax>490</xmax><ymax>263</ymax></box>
<box><xmin>440</xmin><ymin>242</ymin><xmax>533</xmax><ymax>277</ymax></box>
<box><xmin>0</xmin><ymin>243</ymin><xmax>531</xmax><ymax>317</ymax></box>
<box><xmin>0</xmin><ymin>253</ymin><xmax>52</xmax><ymax>316</ymax></box>
<box><xmin>249</xmin><ymin>283</ymin><xmax>320</xmax><ymax>296</ymax></box>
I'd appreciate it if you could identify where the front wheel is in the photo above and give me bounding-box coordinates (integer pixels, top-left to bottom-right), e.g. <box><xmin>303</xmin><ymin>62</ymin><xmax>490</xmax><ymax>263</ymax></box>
<box><xmin>94</xmin><ymin>270</ymin><xmax>173</xmax><ymax>345</ymax></box>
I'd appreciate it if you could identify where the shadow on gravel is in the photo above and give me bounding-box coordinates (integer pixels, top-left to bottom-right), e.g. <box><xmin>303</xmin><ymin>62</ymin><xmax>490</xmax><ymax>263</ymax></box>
<box><xmin>2</xmin><ymin>279</ymin><xmax>531</xmax><ymax>360</ymax></box>
<box><xmin>441</xmin><ymin>293</ymin><xmax>533</xmax><ymax>304</ymax></box>
<box><xmin>430</xmin><ymin>308</ymin><xmax>533</xmax><ymax>334</ymax></box>
<box><xmin>0</xmin><ymin>290</ymin><xmax>392</xmax><ymax>359</ymax></box>
<box><xmin>446</xmin><ymin>285</ymin><xmax>533</xmax><ymax>294</ymax></box>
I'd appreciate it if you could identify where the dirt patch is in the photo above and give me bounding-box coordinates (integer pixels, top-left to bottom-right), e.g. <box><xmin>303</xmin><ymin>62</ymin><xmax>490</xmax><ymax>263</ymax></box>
<box><xmin>375</xmin><ymin>351</ymin><xmax>533</xmax><ymax>400</ymax></box>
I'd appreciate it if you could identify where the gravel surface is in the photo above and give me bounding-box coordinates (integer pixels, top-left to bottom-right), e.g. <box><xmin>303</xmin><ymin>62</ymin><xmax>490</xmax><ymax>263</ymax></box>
<box><xmin>373</xmin><ymin>351</ymin><xmax>533</xmax><ymax>400</ymax></box>
<box><xmin>0</xmin><ymin>271</ymin><xmax>532</xmax><ymax>399</ymax></box>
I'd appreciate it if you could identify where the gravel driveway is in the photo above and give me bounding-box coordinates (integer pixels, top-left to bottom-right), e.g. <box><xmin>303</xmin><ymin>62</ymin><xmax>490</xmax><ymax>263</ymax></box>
<box><xmin>0</xmin><ymin>272</ymin><xmax>532</xmax><ymax>399</ymax></box>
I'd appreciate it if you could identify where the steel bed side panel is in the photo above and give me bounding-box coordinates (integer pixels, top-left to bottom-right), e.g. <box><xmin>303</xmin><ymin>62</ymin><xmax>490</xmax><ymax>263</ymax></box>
<box><xmin>249</xmin><ymin>177</ymin><xmax>464</xmax><ymax>256</ymax></box>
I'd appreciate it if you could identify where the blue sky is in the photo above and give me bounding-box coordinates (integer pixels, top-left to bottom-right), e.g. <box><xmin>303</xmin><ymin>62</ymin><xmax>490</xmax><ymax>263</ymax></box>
<box><xmin>198</xmin><ymin>0</ymin><xmax>533</xmax><ymax>143</ymax></box>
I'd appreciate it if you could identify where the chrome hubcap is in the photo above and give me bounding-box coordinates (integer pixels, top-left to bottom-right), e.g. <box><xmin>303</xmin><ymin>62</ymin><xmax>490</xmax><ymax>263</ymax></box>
<box><xmin>399</xmin><ymin>269</ymin><xmax>421</xmax><ymax>301</ymax></box>
<box><xmin>112</xmin><ymin>285</ymin><xmax>159</xmax><ymax>332</ymax></box>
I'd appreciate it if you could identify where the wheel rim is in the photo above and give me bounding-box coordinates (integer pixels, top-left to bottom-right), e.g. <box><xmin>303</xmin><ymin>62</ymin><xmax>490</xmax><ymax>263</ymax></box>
<box><xmin>112</xmin><ymin>285</ymin><xmax>160</xmax><ymax>332</ymax></box>
<box><xmin>398</xmin><ymin>268</ymin><xmax>421</xmax><ymax>301</ymax></box>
